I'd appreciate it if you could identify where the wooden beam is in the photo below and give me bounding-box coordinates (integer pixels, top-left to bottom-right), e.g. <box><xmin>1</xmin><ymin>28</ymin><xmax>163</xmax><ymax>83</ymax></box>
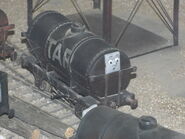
<box><xmin>0</xmin><ymin>97</ymin><xmax>71</xmax><ymax>138</ymax></box>
<box><xmin>102</xmin><ymin>0</ymin><xmax>112</xmax><ymax>43</ymax></box>
<box><xmin>173</xmin><ymin>0</ymin><xmax>180</xmax><ymax>46</ymax></box>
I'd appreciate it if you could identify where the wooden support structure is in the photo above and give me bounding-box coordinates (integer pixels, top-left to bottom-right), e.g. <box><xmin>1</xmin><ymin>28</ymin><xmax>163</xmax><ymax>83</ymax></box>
<box><xmin>27</xmin><ymin>0</ymin><xmax>33</xmax><ymax>27</ymax></box>
<box><xmin>102</xmin><ymin>0</ymin><xmax>179</xmax><ymax>45</ymax></box>
<box><xmin>102</xmin><ymin>0</ymin><xmax>112</xmax><ymax>43</ymax></box>
<box><xmin>173</xmin><ymin>0</ymin><xmax>180</xmax><ymax>46</ymax></box>
<box><xmin>0</xmin><ymin>97</ymin><xmax>71</xmax><ymax>138</ymax></box>
<box><xmin>26</xmin><ymin>0</ymin><xmax>180</xmax><ymax>49</ymax></box>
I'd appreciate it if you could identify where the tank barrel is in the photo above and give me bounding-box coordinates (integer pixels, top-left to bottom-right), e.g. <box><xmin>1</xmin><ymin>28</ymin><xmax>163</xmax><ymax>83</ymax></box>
<box><xmin>21</xmin><ymin>10</ymin><xmax>137</xmax><ymax>110</ymax></box>
<box><xmin>74</xmin><ymin>106</ymin><xmax>185</xmax><ymax>139</ymax></box>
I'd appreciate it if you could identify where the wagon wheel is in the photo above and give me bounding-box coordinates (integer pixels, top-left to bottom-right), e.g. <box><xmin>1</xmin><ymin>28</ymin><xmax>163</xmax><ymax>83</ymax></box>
<box><xmin>0</xmin><ymin>9</ymin><xmax>9</xmax><ymax>45</ymax></box>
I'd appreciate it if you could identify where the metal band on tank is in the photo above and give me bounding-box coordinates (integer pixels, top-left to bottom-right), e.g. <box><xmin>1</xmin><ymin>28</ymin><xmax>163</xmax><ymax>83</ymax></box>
<box><xmin>86</xmin><ymin>48</ymin><xmax>119</xmax><ymax>75</ymax></box>
<box><xmin>45</xmin><ymin>22</ymin><xmax>72</xmax><ymax>60</ymax></box>
<box><xmin>63</xmin><ymin>35</ymin><xmax>94</xmax><ymax>71</ymax></box>
<box><xmin>27</xmin><ymin>11</ymin><xmax>53</xmax><ymax>51</ymax></box>
<box><xmin>69</xmin><ymin>37</ymin><xmax>105</xmax><ymax>72</ymax></box>
<box><xmin>28</xmin><ymin>11</ymin><xmax>60</xmax><ymax>35</ymax></box>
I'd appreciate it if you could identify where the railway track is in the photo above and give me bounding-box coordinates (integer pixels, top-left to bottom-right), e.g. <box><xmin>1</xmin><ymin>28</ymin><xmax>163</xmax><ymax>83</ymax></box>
<box><xmin>0</xmin><ymin>127</ymin><xmax>24</xmax><ymax>139</ymax></box>
<box><xmin>0</xmin><ymin>42</ymin><xmax>80</xmax><ymax>138</ymax></box>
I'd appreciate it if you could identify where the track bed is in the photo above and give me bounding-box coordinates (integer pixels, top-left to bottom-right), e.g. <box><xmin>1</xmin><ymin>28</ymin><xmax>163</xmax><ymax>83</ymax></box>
<box><xmin>0</xmin><ymin>43</ymin><xmax>79</xmax><ymax>138</ymax></box>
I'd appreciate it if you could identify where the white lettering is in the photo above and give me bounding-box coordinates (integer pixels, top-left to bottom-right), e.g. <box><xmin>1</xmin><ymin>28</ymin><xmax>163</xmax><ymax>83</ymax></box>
<box><xmin>52</xmin><ymin>43</ymin><xmax>62</xmax><ymax>65</ymax></box>
<box><xmin>48</xmin><ymin>38</ymin><xmax>57</xmax><ymax>59</ymax></box>
<box><xmin>48</xmin><ymin>38</ymin><xmax>63</xmax><ymax>65</ymax></box>
<box><xmin>63</xmin><ymin>48</ymin><xmax>72</xmax><ymax>69</ymax></box>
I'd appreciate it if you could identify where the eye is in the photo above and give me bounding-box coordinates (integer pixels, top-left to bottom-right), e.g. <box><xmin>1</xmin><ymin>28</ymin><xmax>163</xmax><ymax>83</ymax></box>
<box><xmin>108</xmin><ymin>60</ymin><xmax>113</xmax><ymax>65</ymax></box>
<box><xmin>115</xmin><ymin>58</ymin><xmax>120</xmax><ymax>63</ymax></box>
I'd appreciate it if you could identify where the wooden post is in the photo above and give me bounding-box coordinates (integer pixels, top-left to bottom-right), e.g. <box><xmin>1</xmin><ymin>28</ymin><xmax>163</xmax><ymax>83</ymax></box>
<box><xmin>102</xmin><ymin>0</ymin><xmax>112</xmax><ymax>43</ymax></box>
<box><xmin>27</xmin><ymin>0</ymin><xmax>33</xmax><ymax>27</ymax></box>
<box><xmin>173</xmin><ymin>0</ymin><xmax>180</xmax><ymax>46</ymax></box>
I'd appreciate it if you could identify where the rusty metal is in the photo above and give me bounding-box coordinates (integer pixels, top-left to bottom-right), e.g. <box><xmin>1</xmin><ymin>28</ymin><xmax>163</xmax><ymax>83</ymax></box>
<box><xmin>0</xmin><ymin>9</ymin><xmax>14</xmax><ymax>44</ymax></box>
<box><xmin>0</xmin><ymin>9</ymin><xmax>16</xmax><ymax>61</ymax></box>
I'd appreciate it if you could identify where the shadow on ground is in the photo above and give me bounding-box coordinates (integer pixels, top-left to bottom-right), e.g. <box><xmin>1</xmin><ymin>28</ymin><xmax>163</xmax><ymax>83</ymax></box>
<box><xmin>68</xmin><ymin>11</ymin><xmax>168</xmax><ymax>57</ymax></box>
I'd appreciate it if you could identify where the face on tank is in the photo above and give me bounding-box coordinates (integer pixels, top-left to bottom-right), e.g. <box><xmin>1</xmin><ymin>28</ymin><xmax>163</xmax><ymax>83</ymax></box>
<box><xmin>104</xmin><ymin>51</ymin><xmax>121</xmax><ymax>74</ymax></box>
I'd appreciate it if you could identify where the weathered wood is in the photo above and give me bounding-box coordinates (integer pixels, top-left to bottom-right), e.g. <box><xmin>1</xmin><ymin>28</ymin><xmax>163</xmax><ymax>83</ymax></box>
<box><xmin>31</xmin><ymin>129</ymin><xmax>41</xmax><ymax>139</ymax></box>
<box><xmin>173</xmin><ymin>0</ymin><xmax>179</xmax><ymax>46</ymax></box>
<box><xmin>0</xmin><ymin>115</ymin><xmax>32</xmax><ymax>138</ymax></box>
<box><xmin>0</xmin><ymin>96</ymin><xmax>72</xmax><ymax>138</ymax></box>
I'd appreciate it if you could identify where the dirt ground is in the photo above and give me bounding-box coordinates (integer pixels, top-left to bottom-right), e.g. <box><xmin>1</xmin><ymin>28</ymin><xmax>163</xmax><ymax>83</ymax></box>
<box><xmin>0</xmin><ymin>0</ymin><xmax>185</xmax><ymax>137</ymax></box>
